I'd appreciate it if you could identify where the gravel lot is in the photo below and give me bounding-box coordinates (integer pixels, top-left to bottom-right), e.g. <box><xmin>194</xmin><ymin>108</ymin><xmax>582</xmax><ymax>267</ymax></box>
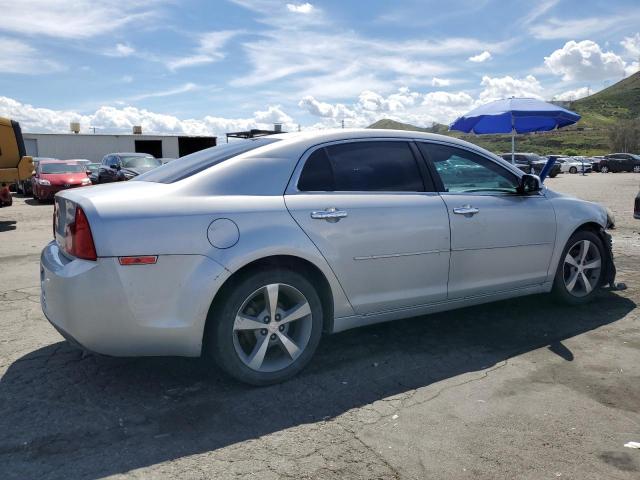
<box><xmin>1</xmin><ymin>173</ymin><xmax>639</xmax><ymax>480</ymax></box>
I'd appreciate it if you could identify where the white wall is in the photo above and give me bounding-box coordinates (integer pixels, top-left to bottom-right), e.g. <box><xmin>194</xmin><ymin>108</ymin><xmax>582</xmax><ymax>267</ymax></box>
<box><xmin>23</xmin><ymin>134</ymin><xmax>181</xmax><ymax>162</ymax></box>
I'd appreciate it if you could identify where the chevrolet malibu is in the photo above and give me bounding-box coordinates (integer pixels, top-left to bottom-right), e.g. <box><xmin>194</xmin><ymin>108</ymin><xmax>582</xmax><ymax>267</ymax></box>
<box><xmin>41</xmin><ymin>130</ymin><xmax>616</xmax><ymax>385</ymax></box>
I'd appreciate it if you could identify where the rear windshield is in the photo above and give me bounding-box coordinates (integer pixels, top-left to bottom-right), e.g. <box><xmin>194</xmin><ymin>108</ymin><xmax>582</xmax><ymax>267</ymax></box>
<box><xmin>40</xmin><ymin>163</ymin><xmax>85</xmax><ymax>174</ymax></box>
<box><xmin>135</xmin><ymin>138</ymin><xmax>279</xmax><ymax>184</ymax></box>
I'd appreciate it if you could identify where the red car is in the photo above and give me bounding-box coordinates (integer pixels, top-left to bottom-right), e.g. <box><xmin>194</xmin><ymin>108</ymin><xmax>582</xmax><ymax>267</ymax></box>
<box><xmin>31</xmin><ymin>160</ymin><xmax>92</xmax><ymax>203</ymax></box>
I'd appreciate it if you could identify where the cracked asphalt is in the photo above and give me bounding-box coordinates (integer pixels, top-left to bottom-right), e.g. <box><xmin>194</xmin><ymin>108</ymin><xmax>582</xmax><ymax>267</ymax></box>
<box><xmin>1</xmin><ymin>173</ymin><xmax>639</xmax><ymax>479</ymax></box>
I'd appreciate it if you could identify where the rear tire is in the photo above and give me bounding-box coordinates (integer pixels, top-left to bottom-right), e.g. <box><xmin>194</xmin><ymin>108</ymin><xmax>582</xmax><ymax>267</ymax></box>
<box><xmin>207</xmin><ymin>268</ymin><xmax>323</xmax><ymax>385</ymax></box>
<box><xmin>552</xmin><ymin>230</ymin><xmax>605</xmax><ymax>305</ymax></box>
<box><xmin>633</xmin><ymin>165</ymin><xmax>640</xmax><ymax>173</ymax></box>
<box><xmin>601</xmin><ymin>166</ymin><xmax>609</xmax><ymax>173</ymax></box>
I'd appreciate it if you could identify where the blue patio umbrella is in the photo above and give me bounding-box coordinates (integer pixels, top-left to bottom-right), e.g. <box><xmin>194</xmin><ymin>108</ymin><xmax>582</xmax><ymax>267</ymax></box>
<box><xmin>449</xmin><ymin>97</ymin><xmax>581</xmax><ymax>165</ymax></box>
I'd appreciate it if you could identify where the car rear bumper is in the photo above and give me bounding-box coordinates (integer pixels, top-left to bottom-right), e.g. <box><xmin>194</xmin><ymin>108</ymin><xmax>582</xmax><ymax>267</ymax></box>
<box><xmin>40</xmin><ymin>241</ymin><xmax>229</xmax><ymax>357</ymax></box>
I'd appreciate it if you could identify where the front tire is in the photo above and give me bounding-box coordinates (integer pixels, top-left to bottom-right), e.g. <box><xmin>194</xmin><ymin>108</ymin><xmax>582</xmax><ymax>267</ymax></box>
<box><xmin>569</xmin><ymin>166</ymin><xmax>577</xmax><ymax>174</ymax></box>
<box><xmin>601</xmin><ymin>166</ymin><xmax>609</xmax><ymax>173</ymax></box>
<box><xmin>207</xmin><ymin>268</ymin><xmax>323</xmax><ymax>385</ymax></box>
<box><xmin>552</xmin><ymin>230</ymin><xmax>605</xmax><ymax>305</ymax></box>
<box><xmin>633</xmin><ymin>165</ymin><xmax>640</xmax><ymax>173</ymax></box>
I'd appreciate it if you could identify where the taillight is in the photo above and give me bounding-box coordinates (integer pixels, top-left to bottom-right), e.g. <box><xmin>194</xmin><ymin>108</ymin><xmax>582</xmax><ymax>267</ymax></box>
<box><xmin>63</xmin><ymin>206</ymin><xmax>97</xmax><ymax>261</ymax></box>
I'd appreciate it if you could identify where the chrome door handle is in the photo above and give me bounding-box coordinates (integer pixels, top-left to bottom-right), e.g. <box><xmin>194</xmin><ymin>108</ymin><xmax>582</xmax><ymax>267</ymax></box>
<box><xmin>311</xmin><ymin>208</ymin><xmax>348</xmax><ymax>221</ymax></box>
<box><xmin>453</xmin><ymin>205</ymin><xmax>479</xmax><ymax>216</ymax></box>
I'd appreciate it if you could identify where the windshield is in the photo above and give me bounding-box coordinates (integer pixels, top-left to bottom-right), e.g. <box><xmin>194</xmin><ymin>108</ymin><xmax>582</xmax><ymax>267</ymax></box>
<box><xmin>121</xmin><ymin>156</ymin><xmax>161</xmax><ymax>168</ymax></box>
<box><xmin>86</xmin><ymin>164</ymin><xmax>100</xmax><ymax>172</ymax></box>
<box><xmin>40</xmin><ymin>163</ymin><xmax>86</xmax><ymax>174</ymax></box>
<box><xmin>136</xmin><ymin>138</ymin><xmax>280</xmax><ymax>184</ymax></box>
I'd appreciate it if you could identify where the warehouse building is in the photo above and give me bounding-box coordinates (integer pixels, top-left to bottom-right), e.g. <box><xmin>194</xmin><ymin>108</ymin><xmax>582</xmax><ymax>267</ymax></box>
<box><xmin>23</xmin><ymin>126</ymin><xmax>216</xmax><ymax>162</ymax></box>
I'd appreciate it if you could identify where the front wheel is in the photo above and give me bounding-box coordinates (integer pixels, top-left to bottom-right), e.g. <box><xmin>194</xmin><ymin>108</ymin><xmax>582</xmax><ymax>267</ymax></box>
<box><xmin>569</xmin><ymin>166</ymin><xmax>577</xmax><ymax>174</ymax></box>
<box><xmin>601</xmin><ymin>166</ymin><xmax>609</xmax><ymax>173</ymax></box>
<box><xmin>207</xmin><ymin>268</ymin><xmax>323</xmax><ymax>385</ymax></box>
<box><xmin>552</xmin><ymin>230</ymin><xmax>605</xmax><ymax>305</ymax></box>
<box><xmin>633</xmin><ymin>165</ymin><xmax>640</xmax><ymax>173</ymax></box>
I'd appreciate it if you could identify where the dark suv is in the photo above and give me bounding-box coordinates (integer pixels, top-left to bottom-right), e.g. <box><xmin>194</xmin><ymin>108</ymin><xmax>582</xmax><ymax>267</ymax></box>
<box><xmin>97</xmin><ymin>152</ymin><xmax>162</xmax><ymax>183</ymax></box>
<box><xmin>500</xmin><ymin>153</ymin><xmax>560</xmax><ymax>178</ymax></box>
<box><xmin>594</xmin><ymin>153</ymin><xmax>640</xmax><ymax>173</ymax></box>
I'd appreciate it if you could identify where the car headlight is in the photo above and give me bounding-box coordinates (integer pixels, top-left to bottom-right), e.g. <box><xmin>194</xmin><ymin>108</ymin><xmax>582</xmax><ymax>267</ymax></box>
<box><xmin>38</xmin><ymin>179</ymin><xmax>51</xmax><ymax>186</ymax></box>
<box><xmin>81</xmin><ymin>178</ymin><xmax>91</xmax><ymax>185</ymax></box>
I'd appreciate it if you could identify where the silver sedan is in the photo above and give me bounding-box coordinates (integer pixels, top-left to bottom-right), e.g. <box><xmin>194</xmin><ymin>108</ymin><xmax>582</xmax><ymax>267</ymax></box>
<box><xmin>40</xmin><ymin>129</ymin><xmax>616</xmax><ymax>385</ymax></box>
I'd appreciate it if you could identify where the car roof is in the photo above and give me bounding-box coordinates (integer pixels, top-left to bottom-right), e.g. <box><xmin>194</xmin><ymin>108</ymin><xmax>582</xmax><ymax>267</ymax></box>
<box><xmin>109</xmin><ymin>152</ymin><xmax>154</xmax><ymax>157</ymax></box>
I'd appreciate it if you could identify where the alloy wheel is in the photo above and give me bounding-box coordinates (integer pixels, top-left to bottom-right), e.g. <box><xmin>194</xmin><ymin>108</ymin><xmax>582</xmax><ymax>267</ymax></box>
<box><xmin>633</xmin><ymin>165</ymin><xmax>640</xmax><ymax>173</ymax></box>
<box><xmin>232</xmin><ymin>283</ymin><xmax>313</xmax><ymax>372</ymax></box>
<box><xmin>563</xmin><ymin>239</ymin><xmax>602</xmax><ymax>297</ymax></box>
<box><xmin>601</xmin><ymin>166</ymin><xmax>609</xmax><ymax>173</ymax></box>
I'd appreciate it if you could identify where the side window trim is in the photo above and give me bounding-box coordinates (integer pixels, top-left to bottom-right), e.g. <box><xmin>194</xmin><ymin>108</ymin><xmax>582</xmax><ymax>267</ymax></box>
<box><xmin>291</xmin><ymin>138</ymin><xmax>434</xmax><ymax>194</ymax></box>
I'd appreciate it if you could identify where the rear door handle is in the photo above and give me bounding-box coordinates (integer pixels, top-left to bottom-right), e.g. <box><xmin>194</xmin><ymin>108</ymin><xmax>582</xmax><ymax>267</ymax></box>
<box><xmin>311</xmin><ymin>208</ymin><xmax>348</xmax><ymax>221</ymax></box>
<box><xmin>453</xmin><ymin>205</ymin><xmax>479</xmax><ymax>216</ymax></box>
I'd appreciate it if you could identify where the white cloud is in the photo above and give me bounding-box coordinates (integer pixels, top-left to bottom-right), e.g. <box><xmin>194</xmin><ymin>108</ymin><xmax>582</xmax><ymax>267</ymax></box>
<box><xmin>479</xmin><ymin>75</ymin><xmax>544</xmax><ymax>102</ymax></box>
<box><xmin>166</xmin><ymin>30</ymin><xmax>240</xmax><ymax>70</ymax></box>
<box><xmin>553</xmin><ymin>87</ymin><xmax>591</xmax><ymax>101</ymax></box>
<box><xmin>298</xmin><ymin>96</ymin><xmax>356</xmax><ymax>119</ymax></box>
<box><xmin>0</xmin><ymin>37</ymin><xmax>63</xmax><ymax>74</ymax></box>
<box><xmin>286</xmin><ymin>3</ymin><xmax>313</xmax><ymax>13</ymax></box>
<box><xmin>0</xmin><ymin>96</ymin><xmax>296</xmax><ymax>137</ymax></box>
<box><xmin>431</xmin><ymin>77</ymin><xmax>451</xmax><ymax>87</ymax></box>
<box><xmin>105</xmin><ymin>43</ymin><xmax>135</xmax><ymax>57</ymax></box>
<box><xmin>544</xmin><ymin>40</ymin><xmax>627</xmax><ymax>81</ymax></box>
<box><xmin>621</xmin><ymin>33</ymin><xmax>640</xmax><ymax>57</ymax></box>
<box><xmin>128</xmin><ymin>83</ymin><xmax>198</xmax><ymax>101</ymax></box>
<box><xmin>468</xmin><ymin>51</ymin><xmax>492</xmax><ymax>63</ymax></box>
<box><xmin>530</xmin><ymin>14</ymin><xmax>640</xmax><ymax>40</ymax></box>
<box><xmin>0</xmin><ymin>0</ymin><xmax>167</xmax><ymax>39</ymax></box>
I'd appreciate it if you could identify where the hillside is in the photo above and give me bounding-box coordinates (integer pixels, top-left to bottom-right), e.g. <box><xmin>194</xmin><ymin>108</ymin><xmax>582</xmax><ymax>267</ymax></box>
<box><xmin>368</xmin><ymin>72</ymin><xmax>640</xmax><ymax>156</ymax></box>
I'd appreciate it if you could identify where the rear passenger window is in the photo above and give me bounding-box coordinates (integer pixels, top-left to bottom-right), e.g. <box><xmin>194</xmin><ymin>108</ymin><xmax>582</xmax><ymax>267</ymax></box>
<box><xmin>298</xmin><ymin>141</ymin><xmax>425</xmax><ymax>192</ymax></box>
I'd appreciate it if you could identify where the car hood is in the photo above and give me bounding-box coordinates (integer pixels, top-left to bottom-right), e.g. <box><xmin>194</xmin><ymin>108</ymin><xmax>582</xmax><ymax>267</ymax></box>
<box><xmin>40</xmin><ymin>173</ymin><xmax>88</xmax><ymax>185</ymax></box>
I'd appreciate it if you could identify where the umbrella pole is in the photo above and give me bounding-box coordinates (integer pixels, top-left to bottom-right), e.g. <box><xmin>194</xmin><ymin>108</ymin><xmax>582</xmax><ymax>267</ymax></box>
<box><xmin>511</xmin><ymin>129</ymin><xmax>515</xmax><ymax>164</ymax></box>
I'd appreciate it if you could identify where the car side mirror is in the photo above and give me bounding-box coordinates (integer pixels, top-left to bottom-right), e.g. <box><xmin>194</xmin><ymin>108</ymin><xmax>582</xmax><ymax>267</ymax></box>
<box><xmin>517</xmin><ymin>174</ymin><xmax>541</xmax><ymax>194</ymax></box>
<box><xmin>110</xmin><ymin>164</ymin><xmax>118</xmax><ymax>170</ymax></box>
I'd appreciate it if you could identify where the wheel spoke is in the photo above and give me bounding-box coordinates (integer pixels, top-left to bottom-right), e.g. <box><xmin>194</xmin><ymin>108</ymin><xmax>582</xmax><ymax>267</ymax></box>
<box><xmin>264</xmin><ymin>284</ymin><xmax>279</xmax><ymax>319</ymax></box>
<box><xmin>247</xmin><ymin>335</ymin><xmax>270</xmax><ymax>370</ymax></box>
<box><xmin>583</xmin><ymin>259</ymin><xmax>601</xmax><ymax>270</ymax></box>
<box><xmin>566</xmin><ymin>270</ymin><xmax>579</xmax><ymax>292</ymax></box>
<box><xmin>579</xmin><ymin>240</ymin><xmax>590</xmax><ymax>264</ymax></box>
<box><xmin>280</xmin><ymin>301</ymin><xmax>311</xmax><ymax>325</ymax></box>
<box><xmin>581</xmin><ymin>272</ymin><xmax>593</xmax><ymax>293</ymax></box>
<box><xmin>276</xmin><ymin>331</ymin><xmax>300</xmax><ymax>359</ymax></box>
<box><xmin>564</xmin><ymin>253</ymin><xmax>579</xmax><ymax>268</ymax></box>
<box><xmin>234</xmin><ymin>314</ymin><xmax>265</xmax><ymax>331</ymax></box>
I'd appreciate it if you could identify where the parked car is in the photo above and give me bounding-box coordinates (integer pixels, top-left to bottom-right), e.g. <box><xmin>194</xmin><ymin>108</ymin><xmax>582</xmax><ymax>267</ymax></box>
<box><xmin>500</xmin><ymin>153</ymin><xmax>560</xmax><ymax>178</ymax></box>
<box><xmin>85</xmin><ymin>163</ymin><xmax>101</xmax><ymax>184</ymax></box>
<box><xmin>16</xmin><ymin>157</ymin><xmax>56</xmax><ymax>196</ymax></box>
<box><xmin>635</xmin><ymin>189</ymin><xmax>640</xmax><ymax>219</ymax></box>
<box><xmin>594</xmin><ymin>153</ymin><xmax>640</xmax><ymax>173</ymax></box>
<box><xmin>31</xmin><ymin>160</ymin><xmax>92</xmax><ymax>202</ymax></box>
<box><xmin>555</xmin><ymin>157</ymin><xmax>592</xmax><ymax>174</ymax></box>
<box><xmin>41</xmin><ymin>130</ymin><xmax>616</xmax><ymax>385</ymax></box>
<box><xmin>97</xmin><ymin>153</ymin><xmax>162</xmax><ymax>183</ymax></box>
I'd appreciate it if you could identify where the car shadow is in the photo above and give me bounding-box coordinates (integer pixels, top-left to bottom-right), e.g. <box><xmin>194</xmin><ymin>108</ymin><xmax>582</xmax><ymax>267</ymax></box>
<box><xmin>24</xmin><ymin>198</ymin><xmax>51</xmax><ymax>206</ymax></box>
<box><xmin>0</xmin><ymin>291</ymin><xmax>635</xmax><ymax>479</ymax></box>
<box><xmin>0</xmin><ymin>220</ymin><xmax>17</xmax><ymax>232</ymax></box>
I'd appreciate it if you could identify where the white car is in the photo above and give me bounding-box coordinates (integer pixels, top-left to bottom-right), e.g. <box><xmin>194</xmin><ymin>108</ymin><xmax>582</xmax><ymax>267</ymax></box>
<box><xmin>40</xmin><ymin>129</ymin><xmax>616</xmax><ymax>385</ymax></box>
<box><xmin>555</xmin><ymin>157</ymin><xmax>592</xmax><ymax>174</ymax></box>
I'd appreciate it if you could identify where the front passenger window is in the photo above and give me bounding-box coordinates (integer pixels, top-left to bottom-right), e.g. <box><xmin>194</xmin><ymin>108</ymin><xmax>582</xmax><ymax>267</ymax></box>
<box><xmin>417</xmin><ymin>143</ymin><xmax>518</xmax><ymax>194</ymax></box>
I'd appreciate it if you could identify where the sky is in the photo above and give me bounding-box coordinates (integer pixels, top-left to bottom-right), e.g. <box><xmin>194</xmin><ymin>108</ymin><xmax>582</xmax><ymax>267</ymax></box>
<box><xmin>0</xmin><ymin>0</ymin><xmax>639</xmax><ymax>136</ymax></box>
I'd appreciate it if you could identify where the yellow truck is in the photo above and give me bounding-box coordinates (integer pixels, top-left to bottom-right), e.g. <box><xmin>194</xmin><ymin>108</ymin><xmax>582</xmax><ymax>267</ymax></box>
<box><xmin>0</xmin><ymin>117</ymin><xmax>33</xmax><ymax>202</ymax></box>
